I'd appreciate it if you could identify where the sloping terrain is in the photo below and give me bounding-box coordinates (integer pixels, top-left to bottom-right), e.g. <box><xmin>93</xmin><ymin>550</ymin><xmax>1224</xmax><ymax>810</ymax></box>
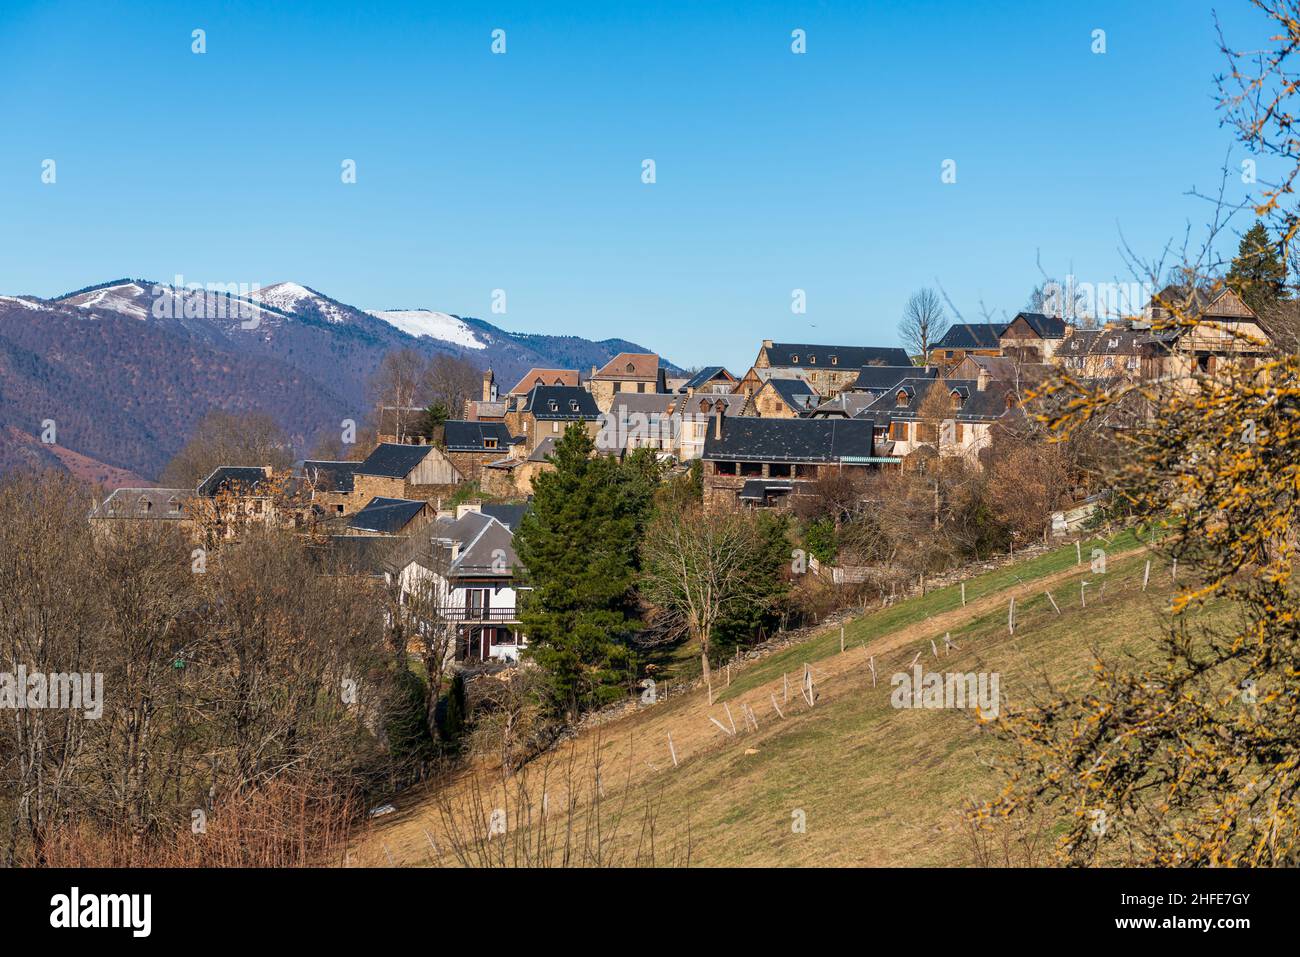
<box><xmin>356</xmin><ymin>531</ymin><xmax>1211</xmax><ymax>867</ymax></box>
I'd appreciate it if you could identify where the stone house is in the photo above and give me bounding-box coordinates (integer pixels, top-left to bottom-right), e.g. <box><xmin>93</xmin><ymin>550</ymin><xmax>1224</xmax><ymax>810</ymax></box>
<box><xmin>504</xmin><ymin>385</ymin><xmax>602</xmax><ymax>453</ymax></box>
<box><xmin>751</xmin><ymin>340</ymin><xmax>911</xmax><ymax>396</ymax></box>
<box><xmin>700</xmin><ymin>415</ymin><xmax>888</xmax><ymax>509</ymax></box>
<box><xmin>352</xmin><ymin>442</ymin><xmax>463</xmax><ymax>504</ymax></box>
<box><xmin>587</xmin><ymin>352</ymin><xmax>666</xmax><ymax>412</ymax></box>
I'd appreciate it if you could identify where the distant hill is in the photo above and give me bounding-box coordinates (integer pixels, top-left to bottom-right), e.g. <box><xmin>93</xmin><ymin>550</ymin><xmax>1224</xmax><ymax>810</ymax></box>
<box><xmin>0</xmin><ymin>279</ymin><xmax>681</xmax><ymax>485</ymax></box>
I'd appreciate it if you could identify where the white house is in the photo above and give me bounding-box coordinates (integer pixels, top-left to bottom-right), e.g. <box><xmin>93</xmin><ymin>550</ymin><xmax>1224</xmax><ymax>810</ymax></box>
<box><xmin>396</xmin><ymin>504</ymin><xmax>528</xmax><ymax>663</ymax></box>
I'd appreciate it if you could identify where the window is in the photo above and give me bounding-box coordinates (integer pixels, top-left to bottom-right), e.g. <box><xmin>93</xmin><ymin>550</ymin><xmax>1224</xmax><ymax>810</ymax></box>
<box><xmin>548</xmin><ymin>400</ymin><xmax>558</xmax><ymax>412</ymax></box>
<box><xmin>138</xmin><ymin>496</ymin><xmax>151</xmax><ymax>512</ymax></box>
<box><xmin>485</xmin><ymin>437</ymin><xmax>498</xmax><ymax>449</ymax></box>
<box><xmin>569</xmin><ymin>400</ymin><xmax>578</xmax><ymax>412</ymax></box>
<box><xmin>467</xmin><ymin>588</ymin><xmax>492</xmax><ymax>619</ymax></box>
<box><xmin>830</xmin><ymin>355</ymin><xmax>838</xmax><ymax>365</ymax></box>
<box><xmin>626</xmin><ymin>362</ymin><xmax>635</xmax><ymax>373</ymax></box>
<box><xmin>637</xmin><ymin>382</ymin><xmax>646</xmax><ymax>393</ymax></box>
<box><xmin>336</xmin><ymin>504</ymin><xmax>344</xmax><ymax>514</ymax></box>
<box><xmin>950</xmin><ymin>391</ymin><xmax>963</xmax><ymax>410</ymax></box>
<box><xmin>791</xmin><ymin>355</ymin><xmax>799</xmax><ymax>363</ymax></box>
<box><xmin>808</xmin><ymin>355</ymin><xmax>816</xmax><ymax>364</ymax></box>
<box><xmin>613</xmin><ymin>381</ymin><xmax>622</xmax><ymax>393</ymax></box>
<box><xmin>895</xmin><ymin>390</ymin><xmax>909</xmax><ymax>407</ymax></box>
<box><xmin>552</xmin><ymin>422</ymin><xmax>559</xmax><ymax>433</ymax></box>
<box><xmin>890</xmin><ymin>421</ymin><xmax>908</xmax><ymax>441</ymax></box>
<box><xmin>1103</xmin><ymin>356</ymin><xmax>1114</xmax><ymax>369</ymax></box>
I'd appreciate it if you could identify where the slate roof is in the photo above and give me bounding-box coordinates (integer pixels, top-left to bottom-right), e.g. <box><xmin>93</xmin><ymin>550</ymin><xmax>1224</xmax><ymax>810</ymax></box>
<box><xmin>355</xmin><ymin>442</ymin><xmax>437</xmax><ymax>478</ymax></box>
<box><xmin>682</xmin><ymin>393</ymin><xmax>748</xmax><ymax>416</ymax></box>
<box><xmin>528</xmin><ymin>436</ymin><xmax>559</xmax><ymax>463</ymax></box>
<box><xmin>1003</xmin><ymin>312</ymin><xmax>1067</xmax><ymax>339</ymax></box>
<box><xmin>703</xmin><ymin>417</ymin><xmax>879</xmax><ymax>463</ymax></box>
<box><xmin>1060</xmin><ymin>329</ymin><xmax>1151</xmax><ymax>357</ymax></box>
<box><xmin>522</xmin><ymin>385</ymin><xmax>601</xmax><ymax>420</ymax></box>
<box><xmin>679</xmin><ymin>366</ymin><xmax>733</xmax><ymax>392</ymax></box>
<box><xmin>609</xmin><ymin>393</ymin><xmax>676</xmax><ymax>416</ymax></box>
<box><xmin>593</xmin><ymin>352</ymin><xmax>660</xmax><ymax>381</ymax></box>
<box><xmin>762</xmin><ymin>343</ymin><xmax>911</xmax><ymax>368</ymax></box>
<box><xmin>738</xmin><ymin>479</ymin><xmax>796</xmax><ymax>502</ymax></box>
<box><xmin>346</xmin><ymin>497</ymin><xmax>429</xmax><ymax>534</ymax></box>
<box><xmin>850</xmin><ymin>364</ymin><xmax>933</xmax><ymax>393</ymax></box>
<box><xmin>934</xmin><ymin>324</ymin><xmax>1003</xmax><ymax>350</ymax></box>
<box><xmin>196</xmin><ymin>466</ymin><xmax>271</xmax><ymax>497</ymax></box>
<box><xmin>865</xmin><ymin>378</ymin><xmax>1015</xmax><ymax>422</ymax></box>
<box><xmin>442</xmin><ymin>420</ymin><xmax>516</xmax><ymax>451</ymax></box>
<box><xmin>404</xmin><ymin>509</ymin><xmax>519</xmax><ymax>580</ymax></box>
<box><xmin>507</xmin><ymin>368</ymin><xmax>580</xmax><ymax>396</ymax></box>
<box><xmin>298</xmin><ymin>460</ymin><xmax>360</xmax><ymax>493</ymax></box>
<box><xmin>809</xmin><ymin>393</ymin><xmax>876</xmax><ymax>418</ymax></box>
<box><xmin>480</xmin><ymin>503</ymin><xmax>528</xmax><ymax>532</ymax></box>
<box><xmin>91</xmin><ymin>487</ymin><xmax>192</xmax><ymax>520</ymax></box>
<box><xmin>763</xmin><ymin>377</ymin><xmax>820</xmax><ymax>412</ymax></box>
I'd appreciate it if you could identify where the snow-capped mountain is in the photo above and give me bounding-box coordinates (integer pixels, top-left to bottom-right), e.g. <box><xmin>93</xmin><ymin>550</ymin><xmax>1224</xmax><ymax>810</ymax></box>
<box><xmin>367</xmin><ymin>309</ymin><xmax>487</xmax><ymax>349</ymax></box>
<box><xmin>250</xmin><ymin>281</ymin><xmax>351</xmax><ymax>324</ymax></box>
<box><xmin>0</xmin><ymin>276</ymin><xmax>678</xmax><ymax>485</ymax></box>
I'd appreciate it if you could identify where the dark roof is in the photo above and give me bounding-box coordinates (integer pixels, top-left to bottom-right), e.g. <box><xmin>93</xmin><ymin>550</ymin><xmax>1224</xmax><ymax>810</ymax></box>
<box><xmin>851</xmin><ymin>364</ymin><xmax>933</xmax><ymax>393</ymax></box>
<box><xmin>402</xmin><ymin>509</ymin><xmax>519</xmax><ymax>579</ymax></box>
<box><xmin>703</xmin><ymin>417</ymin><xmax>879</xmax><ymax>463</ymax></box>
<box><xmin>738</xmin><ymin>479</ymin><xmax>796</xmax><ymax>501</ymax></box>
<box><xmin>528</xmin><ymin>436</ymin><xmax>559</xmax><ymax>463</ymax></box>
<box><xmin>196</xmin><ymin>466</ymin><xmax>270</xmax><ymax>497</ymax></box>
<box><xmin>809</xmin><ymin>393</ymin><xmax>876</xmax><ymax>418</ymax></box>
<box><xmin>1060</xmin><ymin>329</ymin><xmax>1152</xmax><ymax>357</ymax></box>
<box><xmin>346</xmin><ymin>497</ymin><xmax>429</xmax><ymax>534</ymax></box>
<box><xmin>298</xmin><ymin>460</ymin><xmax>360</xmax><ymax>493</ymax></box>
<box><xmin>865</xmin><ymin>377</ymin><xmax>1015</xmax><ymax>422</ymax></box>
<box><xmin>480</xmin><ymin>503</ymin><xmax>528</xmax><ymax>532</ymax></box>
<box><xmin>522</xmin><ymin>385</ymin><xmax>601</xmax><ymax>420</ymax></box>
<box><xmin>442</xmin><ymin>420</ymin><xmax>515</xmax><ymax>451</ymax></box>
<box><xmin>679</xmin><ymin>366</ymin><xmax>733</xmax><ymax>392</ymax></box>
<box><xmin>1003</xmin><ymin>312</ymin><xmax>1067</xmax><ymax>339</ymax></box>
<box><xmin>355</xmin><ymin>442</ymin><xmax>436</xmax><ymax>478</ymax></box>
<box><xmin>763</xmin><ymin>377</ymin><xmax>820</xmax><ymax>412</ymax></box>
<box><xmin>934</xmin><ymin>324</ymin><xmax>1002</xmax><ymax>350</ymax></box>
<box><xmin>763</xmin><ymin>343</ymin><xmax>911</xmax><ymax>369</ymax></box>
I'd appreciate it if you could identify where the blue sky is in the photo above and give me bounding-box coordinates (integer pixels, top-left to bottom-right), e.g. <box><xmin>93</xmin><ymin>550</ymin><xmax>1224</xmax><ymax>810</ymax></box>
<box><xmin>0</xmin><ymin>0</ymin><xmax>1276</xmax><ymax>371</ymax></box>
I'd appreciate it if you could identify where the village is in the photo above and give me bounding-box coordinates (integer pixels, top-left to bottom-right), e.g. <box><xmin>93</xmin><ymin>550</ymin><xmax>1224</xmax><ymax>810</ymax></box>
<box><xmin>86</xmin><ymin>284</ymin><xmax>1273</xmax><ymax>669</ymax></box>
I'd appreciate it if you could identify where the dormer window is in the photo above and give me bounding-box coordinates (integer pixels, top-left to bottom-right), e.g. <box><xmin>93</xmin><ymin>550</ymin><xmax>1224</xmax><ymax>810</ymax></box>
<box><xmin>138</xmin><ymin>496</ymin><xmax>151</xmax><ymax>512</ymax></box>
<box><xmin>626</xmin><ymin>362</ymin><xmax>635</xmax><ymax>373</ymax></box>
<box><xmin>895</xmin><ymin>390</ymin><xmax>909</xmax><ymax>407</ymax></box>
<box><xmin>1108</xmin><ymin>338</ymin><xmax>1119</xmax><ymax>349</ymax></box>
<box><xmin>830</xmin><ymin>355</ymin><xmax>838</xmax><ymax>365</ymax></box>
<box><xmin>791</xmin><ymin>355</ymin><xmax>799</xmax><ymax>364</ymax></box>
<box><xmin>485</xmin><ymin>437</ymin><xmax>498</xmax><ymax>449</ymax></box>
<box><xmin>950</xmin><ymin>391</ymin><xmax>963</xmax><ymax>410</ymax></box>
<box><xmin>548</xmin><ymin>400</ymin><xmax>558</xmax><ymax>412</ymax></box>
<box><xmin>808</xmin><ymin>355</ymin><xmax>816</xmax><ymax>364</ymax></box>
<box><xmin>167</xmin><ymin>496</ymin><xmax>180</xmax><ymax>512</ymax></box>
<box><xmin>569</xmin><ymin>400</ymin><xmax>579</xmax><ymax>412</ymax></box>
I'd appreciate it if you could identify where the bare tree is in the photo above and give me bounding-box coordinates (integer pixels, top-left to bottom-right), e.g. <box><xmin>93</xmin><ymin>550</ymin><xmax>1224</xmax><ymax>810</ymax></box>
<box><xmin>160</xmin><ymin>411</ymin><xmax>292</xmax><ymax>487</ymax></box>
<box><xmin>897</xmin><ymin>288</ymin><xmax>950</xmax><ymax>364</ymax></box>
<box><xmin>639</xmin><ymin>506</ymin><xmax>775</xmax><ymax>696</ymax></box>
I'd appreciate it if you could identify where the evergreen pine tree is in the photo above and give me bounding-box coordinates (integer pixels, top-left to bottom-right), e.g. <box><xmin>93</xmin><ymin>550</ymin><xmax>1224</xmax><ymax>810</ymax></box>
<box><xmin>514</xmin><ymin>424</ymin><xmax>650</xmax><ymax>715</ymax></box>
<box><xmin>1226</xmin><ymin>220</ymin><xmax>1286</xmax><ymax>313</ymax></box>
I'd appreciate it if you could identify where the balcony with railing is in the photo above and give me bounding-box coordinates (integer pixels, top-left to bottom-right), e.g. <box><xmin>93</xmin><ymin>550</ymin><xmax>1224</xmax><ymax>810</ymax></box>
<box><xmin>435</xmin><ymin>606</ymin><xmax>520</xmax><ymax>623</ymax></box>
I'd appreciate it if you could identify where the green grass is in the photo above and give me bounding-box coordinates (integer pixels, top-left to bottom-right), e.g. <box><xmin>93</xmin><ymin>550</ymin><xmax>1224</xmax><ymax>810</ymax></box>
<box><xmin>597</xmin><ymin>548</ymin><xmax>1226</xmax><ymax>866</ymax></box>
<box><xmin>716</xmin><ymin>527</ymin><xmax>1151</xmax><ymax>702</ymax></box>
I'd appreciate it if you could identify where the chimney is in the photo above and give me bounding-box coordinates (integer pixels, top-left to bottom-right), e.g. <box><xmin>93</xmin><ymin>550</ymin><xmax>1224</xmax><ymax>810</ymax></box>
<box><xmin>762</xmin><ymin>339</ymin><xmax>774</xmax><ymax>350</ymax></box>
<box><xmin>977</xmin><ymin>367</ymin><xmax>991</xmax><ymax>392</ymax></box>
<box><xmin>482</xmin><ymin>368</ymin><xmax>494</xmax><ymax>402</ymax></box>
<box><xmin>450</xmin><ymin>542</ymin><xmax>460</xmax><ymax>561</ymax></box>
<box><xmin>456</xmin><ymin>503</ymin><xmax>481</xmax><ymax>519</ymax></box>
<box><xmin>713</xmin><ymin>409</ymin><xmax>723</xmax><ymax>441</ymax></box>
